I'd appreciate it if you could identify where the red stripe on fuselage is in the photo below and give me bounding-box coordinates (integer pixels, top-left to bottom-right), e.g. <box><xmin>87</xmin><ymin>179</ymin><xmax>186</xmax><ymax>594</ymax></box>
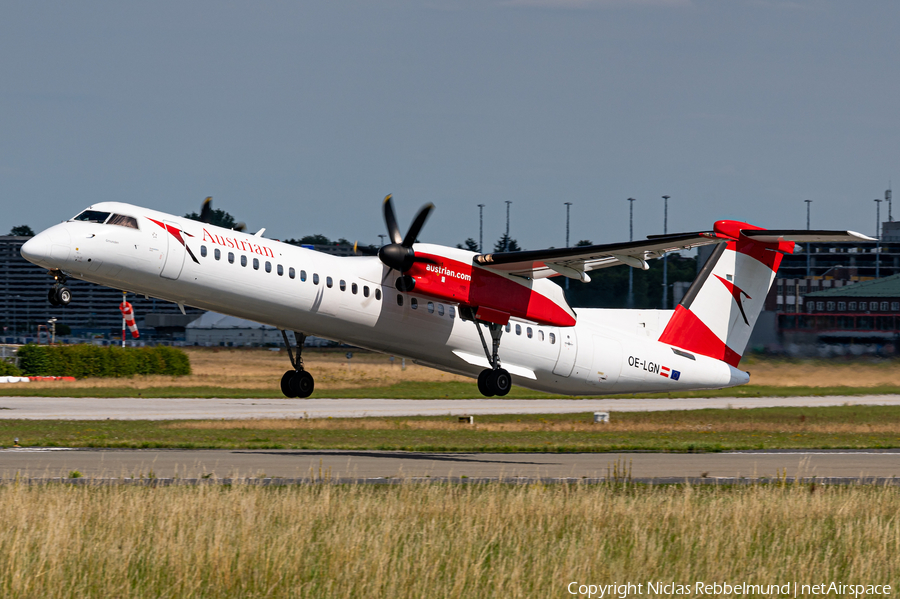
<box><xmin>407</xmin><ymin>254</ymin><xmax>576</xmax><ymax>327</ymax></box>
<box><xmin>658</xmin><ymin>305</ymin><xmax>742</xmax><ymax>367</ymax></box>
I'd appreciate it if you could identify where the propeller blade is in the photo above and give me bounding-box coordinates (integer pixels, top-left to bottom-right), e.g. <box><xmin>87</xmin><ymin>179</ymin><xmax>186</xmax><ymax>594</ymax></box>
<box><xmin>199</xmin><ymin>197</ymin><xmax>213</xmax><ymax>223</ymax></box>
<box><xmin>402</xmin><ymin>203</ymin><xmax>434</xmax><ymax>248</ymax></box>
<box><xmin>383</xmin><ymin>194</ymin><xmax>403</xmax><ymax>245</ymax></box>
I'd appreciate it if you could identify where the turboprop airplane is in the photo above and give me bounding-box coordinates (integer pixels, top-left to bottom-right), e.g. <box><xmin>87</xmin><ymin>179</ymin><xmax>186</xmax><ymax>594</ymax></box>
<box><xmin>20</xmin><ymin>195</ymin><xmax>871</xmax><ymax>398</ymax></box>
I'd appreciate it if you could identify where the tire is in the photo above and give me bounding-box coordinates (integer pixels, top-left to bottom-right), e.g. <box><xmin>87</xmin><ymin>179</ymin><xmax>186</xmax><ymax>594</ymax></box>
<box><xmin>290</xmin><ymin>370</ymin><xmax>315</xmax><ymax>398</ymax></box>
<box><xmin>488</xmin><ymin>369</ymin><xmax>511</xmax><ymax>397</ymax></box>
<box><xmin>55</xmin><ymin>286</ymin><xmax>72</xmax><ymax>306</ymax></box>
<box><xmin>281</xmin><ymin>371</ymin><xmax>298</xmax><ymax>398</ymax></box>
<box><xmin>477</xmin><ymin>369</ymin><xmax>494</xmax><ymax>397</ymax></box>
<box><xmin>48</xmin><ymin>288</ymin><xmax>60</xmax><ymax>307</ymax></box>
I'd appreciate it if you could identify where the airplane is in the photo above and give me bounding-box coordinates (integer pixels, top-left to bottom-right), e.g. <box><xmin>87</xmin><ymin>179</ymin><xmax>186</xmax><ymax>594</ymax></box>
<box><xmin>19</xmin><ymin>195</ymin><xmax>871</xmax><ymax>398</ymax></box>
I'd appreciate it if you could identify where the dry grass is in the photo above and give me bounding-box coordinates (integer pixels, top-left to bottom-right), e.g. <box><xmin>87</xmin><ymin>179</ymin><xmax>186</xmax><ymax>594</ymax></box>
<box><xmin>12</xmin><ymin>348</ymin><xmax>900</xmax><ymax>392</ymax></box>
<box><xmin>0</xmin><ymin>482</ymin><xmax>896</xmax><ymax>598</ymax></box>
<box><xmin>20</xmin><ymin>348</ymin><xmax>469</xmax><ymax>390</ymax></box>
<box><xmin>167</xmin><ymin>416</ymin><xmax>900</xmax><ymax>435</ymax></box>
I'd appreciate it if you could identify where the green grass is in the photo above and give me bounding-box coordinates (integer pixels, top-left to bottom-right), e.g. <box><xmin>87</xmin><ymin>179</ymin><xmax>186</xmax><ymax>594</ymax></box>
<box><xmin>1</xmin><ymin>381</ymin><xmax>900</xmax><ymax>398</ymax></box>
<box><xmin>2</xmin><ymin>405</ymin><xmax>900</xmax><ymax>452</ymax></box>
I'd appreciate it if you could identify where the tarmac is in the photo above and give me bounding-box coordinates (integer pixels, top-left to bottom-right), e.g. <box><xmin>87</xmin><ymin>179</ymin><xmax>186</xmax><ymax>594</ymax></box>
<box><xmin>0</xmin><ymin>394</ymin><xmax>897</xmax><ymax>420</ymax></box>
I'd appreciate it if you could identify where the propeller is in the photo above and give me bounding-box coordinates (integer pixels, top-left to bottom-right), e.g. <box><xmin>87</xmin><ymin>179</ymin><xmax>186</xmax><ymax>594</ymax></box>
<box><xmin>199</xmin><ymin>196</ymin><xmax>246</xmax><ymax>232</ymax></box>
<box><xmin>377</xmin><ymin>194</ymin><xmax>435</xmax><ymax>273</ymax></box>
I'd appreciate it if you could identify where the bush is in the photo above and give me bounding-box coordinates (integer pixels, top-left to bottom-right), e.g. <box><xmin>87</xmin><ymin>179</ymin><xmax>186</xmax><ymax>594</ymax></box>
<box><xmin>0</xmin><ymin>360</ymin><xmax>22</xmax><ymax>377</ymax></box>
<box><xmin>16</xmin><ymin>345</ymin><xmax>192</xmax><ymax>378</ymax></box>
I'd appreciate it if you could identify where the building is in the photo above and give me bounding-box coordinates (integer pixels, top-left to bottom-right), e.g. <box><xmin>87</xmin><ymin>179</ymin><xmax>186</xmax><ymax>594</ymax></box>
<box><xmin>777</xmin><ymin>273</ymin><xmax>900</xmax><ymax>352</ymax></box>
<box><xmin>0</xmin><ymin>235</ymin><xmax>201</xmax><ymax>339</ymax></box>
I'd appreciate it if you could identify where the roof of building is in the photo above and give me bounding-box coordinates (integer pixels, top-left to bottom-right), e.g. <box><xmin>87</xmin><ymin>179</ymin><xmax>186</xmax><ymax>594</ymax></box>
<box><xmin>186</xmin><ymin>312</ymin><xmax>276</xmax><ymax>329</ymax></box>
<box><xmin>806</xmin><ymin>273</ymin><xmax>900</xmax><ymax>298</ymax></box>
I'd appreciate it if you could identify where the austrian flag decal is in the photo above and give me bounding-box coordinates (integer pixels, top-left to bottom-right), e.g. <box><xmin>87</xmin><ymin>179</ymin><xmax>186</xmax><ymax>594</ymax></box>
<box><xmin>660</xmin><ymin>366</ymin><xmax>681</xmax><ymax>381</ymax></box>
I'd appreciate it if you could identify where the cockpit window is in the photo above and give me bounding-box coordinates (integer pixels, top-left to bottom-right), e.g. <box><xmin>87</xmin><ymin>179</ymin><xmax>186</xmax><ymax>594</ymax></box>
<box><xmin>71</xmin><ymin>210</ymin><xmax>111</xmax><ymax>223</ymax></box>
<box><xmin>107</xmin><ymin>214</ymin><xmax>139</xmax><ymax>229</ymax></box>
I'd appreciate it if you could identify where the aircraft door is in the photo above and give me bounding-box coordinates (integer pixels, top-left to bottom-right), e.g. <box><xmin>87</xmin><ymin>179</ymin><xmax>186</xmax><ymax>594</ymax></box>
<box><xmin>552</xmin><ymin>328</ymin><xmax>577</xmax><ymax>377</ymax></box>
<box><xmin>159</xmin><ymin>221</ymin><xmax>186</xmax><ymax>280</ymax></box>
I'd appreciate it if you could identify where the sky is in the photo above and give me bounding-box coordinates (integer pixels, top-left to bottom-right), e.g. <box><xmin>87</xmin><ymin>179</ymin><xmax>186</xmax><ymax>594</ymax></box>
<box><xmin>2</xmin><ymin>0</ymin><xmax>898</xmax><ymax>251</ymax></box>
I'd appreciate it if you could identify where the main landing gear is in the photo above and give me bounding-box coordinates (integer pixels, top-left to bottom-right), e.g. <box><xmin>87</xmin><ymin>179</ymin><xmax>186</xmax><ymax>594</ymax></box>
<box><xmin>469</xmin><ymin>315</ymin><xmax>512</xmax><ymax>397</ymax></box>
<box><xmin>47</xmin><ymin>270</ymin><xmax>71</xmax><ymax>307</ymax></box>
<box><xmin>280</xmin><ymin>330</ymin><xmax>315</xmax><ymax>398</ymax></box>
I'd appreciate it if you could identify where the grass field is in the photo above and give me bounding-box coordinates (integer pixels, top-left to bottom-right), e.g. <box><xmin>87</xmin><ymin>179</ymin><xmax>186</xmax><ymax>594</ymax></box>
<box><xmin>5</xmin><ymin>405</ymin><xmax>900</xmax><ymax>451</ymax></box>
<box><xmin>0</xmin><ymin>482</ymin><xmax>895</xmax><ymax>598</ymax></box>
<box><xmin>2</xmin><ymin>348</ymin><xmax>899</xmax><ymax>398</ymax></box>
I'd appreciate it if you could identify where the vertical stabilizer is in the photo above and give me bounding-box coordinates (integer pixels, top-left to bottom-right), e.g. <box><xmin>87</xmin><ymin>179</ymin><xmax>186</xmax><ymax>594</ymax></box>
<box><xmin>658</xmin><ymin>220</ymin><xmax>794</xmax><ymax>366</ymax></box>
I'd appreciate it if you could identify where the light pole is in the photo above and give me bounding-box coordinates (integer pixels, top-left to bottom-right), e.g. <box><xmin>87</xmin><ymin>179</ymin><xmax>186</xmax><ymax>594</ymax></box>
<box><xmin>504</xmin><ymin>201</ymin><xmax>512</xmax><ymax>251</ymax></box>
<box><xmin>477</xmin><ymin>204</ymin><xmax>485</xmax><ymax>252</ymax></box>
<box><xmin>564</xmin><ymin>202</ymin><xmax>573</xmax><ymax>290</ymax></box>
<box><xmin>378</xmin><ymin>234</ymin><xmax>386</xmax><ymax>247</ymax></box>
<box><xmin>805</xmin><ymin>200</ymin><xmax>812</xmax><ymax>278</ymax></box>
<box><xmin>875</xmin><ymin>199</ymin><xmax>882</xmax><ymax>278</ymax></box>
<box><xmin>627</xmin><ymin>198</ymin><xmax>636</xmax><ymax>308</ymax></box>
<box><xmin>662</xmin><ymin>195</ymin><xmax>669</xmax><ymax>309</ymax></box>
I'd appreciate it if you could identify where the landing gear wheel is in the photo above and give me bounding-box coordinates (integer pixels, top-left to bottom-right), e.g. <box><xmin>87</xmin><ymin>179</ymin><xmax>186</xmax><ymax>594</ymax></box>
<box><xmin>48</xmin><ymin>288</ymin><xmax>60</xmax><ymax>307</ymax></box>
<box><xmin>281</xmin><ymin>371</ymin><xmax>298</xmax><ymax>398</ymax></box>
<box><xmin>487</xmin><ymin>369</ymin><xmax>511</xmax><ymax>397</ymax></box>
<box><xmin>477</xmin><ymin>369</ymin><xmax>495</xmax><ymax>397</ymax></box>
<box><xmin>289</xmin><ymin>370</ymin><xmax>315</xmax><ymax>398</ymax></box>
<box><xmin>55</xmin><ymin>286</ymin><xmax>72</xmax><ymax>306</ymax></box>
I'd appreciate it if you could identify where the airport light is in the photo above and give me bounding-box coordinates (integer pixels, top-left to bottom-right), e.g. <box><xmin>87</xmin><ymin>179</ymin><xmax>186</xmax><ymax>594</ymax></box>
<box><xmin>627</xmin><ymin>198</ymin><xmax>636</xmax><ymax>308</ymax></box>
<box><xmin>662</xmin><ymin>195</ymin><xmax>670</xmax><ymax>310</ymax></box>
<box><xmin>477</xmin><ymin>204</ymin><xmax>485</xmax><ymax>252</ymax></box>
<box><xmin>504</xmin><ymin>201</ymin><xmax>512</xmax><ymax>251</ymax></box>
<box><xmin>564</xmin><ymin>202</ymin><xmax>572</xmax><ymax>290</ymax></box>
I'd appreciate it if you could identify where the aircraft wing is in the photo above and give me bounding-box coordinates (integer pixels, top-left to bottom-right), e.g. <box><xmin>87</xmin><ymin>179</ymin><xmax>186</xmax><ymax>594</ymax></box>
<box><xmin>473</xmin><ymin>232</ymin><xmax>721</xmax><ymax>281</ymax></box>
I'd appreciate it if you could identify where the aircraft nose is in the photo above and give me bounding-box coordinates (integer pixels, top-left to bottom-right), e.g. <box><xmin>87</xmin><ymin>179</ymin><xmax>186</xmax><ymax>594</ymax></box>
<box><xmin>20</xmin><ymin>231</ymin><xmax>51</xmax><ymax>266</ymax></box>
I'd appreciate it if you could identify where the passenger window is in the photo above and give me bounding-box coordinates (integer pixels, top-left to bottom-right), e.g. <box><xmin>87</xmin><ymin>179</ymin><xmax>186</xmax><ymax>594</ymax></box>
<box><xmin>375</xmin><ymin>289</ymin><xmax>381</xmax><ymax>300</ymax></box>
<box><xmin>326</xmin><ymin>276</ymin><xmax>333</xmax><ymax>288</ymax></box>
<box><xmin>339</xmin><ymin>280</ymin><xmax>346</xmax><ymax>292</ymax></box>
<box><xmin>449</xmin><ymin>306</ymin><xmax>455</xmax><ymax>319</ymax></box>
<box><xmin>289</xmin><ymin>267</ymin><xmax>295</xmax><ymax>279</ymax></box>
<box><xmin>515</xmin><ymin>324</ymin><xmax>521</xmax><ymax>335</ymax></box>
<box><xmin>277</xmin><ymin>264</ymin><xmax>283</xmax><ymax>276</ymax></box>
<box><xmin>241</xmin><ymin>255</ymin><xmax>247</xmax><ymax>267</ymax></box>
<box><xmin>351</xmin><ymin>283</ymin><xmax>358</xmax><ymax>294</ymax></box>
<box><xmin>505</xmin><ymin>323</ymin><xmax>511</xmax><ymax>333</ymax></box>
<box><xmin>527</xmin><ymin>327</ymin><xmax>533</xmax><ymax>339</ymax></box>
<box><xmin>200</xmin><ymin>245</ymin><xmax>207</xmax><ymax>258</ymax></box>
<box><xmin>411</xmin><ymin>298</ymin><xmax>418</xmax><ymax>310</ymax></box>
<box><xmin>363</xmin><ymin>286</ymin><xmax>370</xmax><ymax>298</ymax></box>
<box><xmin>539</xmin><ymin>330</ymin><xmax>544</xmax><ymax>341</ymax></box>
<box><xmin>228</xmin><ymin>252</ymin><xmax>235</xmax><ymax>264</ymax></box>
<box><xmin>437</xmin><ymin>304</ymin><xmax>444</xmax><ymax>316</ymax></box>
<box><xmin>427</xmin><ymin>301</ymin><xmax>435</xmax><ymax>314</ymax></box>
<box><xmin>549</xmin><ymin>333</ymin><xmax>556</xmax><ymax>344</ymax></box>
<box><xmin>301</xmin><ymin>270</ymin><xmax>307</xmax><ymax>282</ymax></box>
<box><xmin>397</xmin><ymin>294</ymin><xmax>404</xmax><ymax>306</ymax></box>
<box><xmin>265</xmin><ymin>261</ymin><xmax>272</xmax><ymax>273</ymax></box>
<box><xmin>107</xmin><ymin>214</ymin><xmax>139</xmax><ymax>229</ymax></box>
<box><xmin>313</xmin><ymin>273</ymin><xmax>319</xmax><ymax>285</ymax></box>
<box><xmin>253</xmin><ymin>258</ymin><xmax>260</xmax><ymax>270</ymax></box>
<box><xmin>214</xmin><ymin>248</ymin><xmax>221</xmax><ymax>261</ymax></box>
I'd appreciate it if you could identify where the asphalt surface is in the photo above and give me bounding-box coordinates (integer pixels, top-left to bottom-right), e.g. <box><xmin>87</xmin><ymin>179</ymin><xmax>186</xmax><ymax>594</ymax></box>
<box><xmin>0</xmin><ymin>395</ymin><xmax>898</xmax><ymax>420</ymax></box>
<box><xmin>0</xmin><ymin>448</ymin><xmax>897</xmax><ymax>481</ymax></box>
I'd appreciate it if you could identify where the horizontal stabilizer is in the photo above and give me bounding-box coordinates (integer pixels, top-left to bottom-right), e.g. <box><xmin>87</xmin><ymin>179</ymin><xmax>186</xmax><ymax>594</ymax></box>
<box><xmin>741</xmin><ymin>229</ymin><xmax>875</xmax><ymax>244</ymax></box>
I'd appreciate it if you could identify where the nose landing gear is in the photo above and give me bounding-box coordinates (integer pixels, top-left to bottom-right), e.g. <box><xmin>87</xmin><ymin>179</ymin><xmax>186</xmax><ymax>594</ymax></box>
<box><xmin>279</xmin><ymin>330</ymin><xmax>315</xmax><ymax>398</ymax></box>
<box><xmin>47</xmin><ymin>271</ymin><xmax>72</xmax><ymax>306</ymax></box>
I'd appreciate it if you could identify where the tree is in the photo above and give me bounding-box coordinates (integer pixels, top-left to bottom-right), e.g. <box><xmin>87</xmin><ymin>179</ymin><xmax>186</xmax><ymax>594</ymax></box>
<box><xmin>493</xmin><ymin>234</ymin><xmax>522</xmax><ymax>252</ymax></box>
<box><xmin>10</xmin><ymin>225</ymin><xmax>34</xmax><ymax>237</ymax></box>
<box><xmin>456</xmin><ymin>238</ymin><xmax>480</xmax><ymax>252</ymax></box>
<box><xmin>283</xmin><ymin>234</ymin><xmax>332</xmax><ymax>246</ymax></box>
<box><xmin>184</xmin><ymin>209</ymin><xmax>237</xmax><ymax>229</ymax></box>
<box><xmin>575</xmin><ymin>239</ymin><xmax>593</xmax><ymax>247</ymax></box>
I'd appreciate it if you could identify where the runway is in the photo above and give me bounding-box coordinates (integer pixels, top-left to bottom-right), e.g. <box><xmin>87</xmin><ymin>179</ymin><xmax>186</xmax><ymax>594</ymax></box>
<box><xmin>0</xmin><ymin>448</ymin><xmax>897</xmax><ymax>482</ymax></box>
<box><xmin>0</xmin><ymin>394</ymin><xmax>898</xmax><ymax>420</ymax></box>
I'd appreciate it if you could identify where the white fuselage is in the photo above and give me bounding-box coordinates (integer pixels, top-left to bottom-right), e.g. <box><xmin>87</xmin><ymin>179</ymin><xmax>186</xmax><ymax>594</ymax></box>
<box><xmin>22</xmin><ymin>202</ymin><xmax>748</xmax><ymax>396</ymax></box>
